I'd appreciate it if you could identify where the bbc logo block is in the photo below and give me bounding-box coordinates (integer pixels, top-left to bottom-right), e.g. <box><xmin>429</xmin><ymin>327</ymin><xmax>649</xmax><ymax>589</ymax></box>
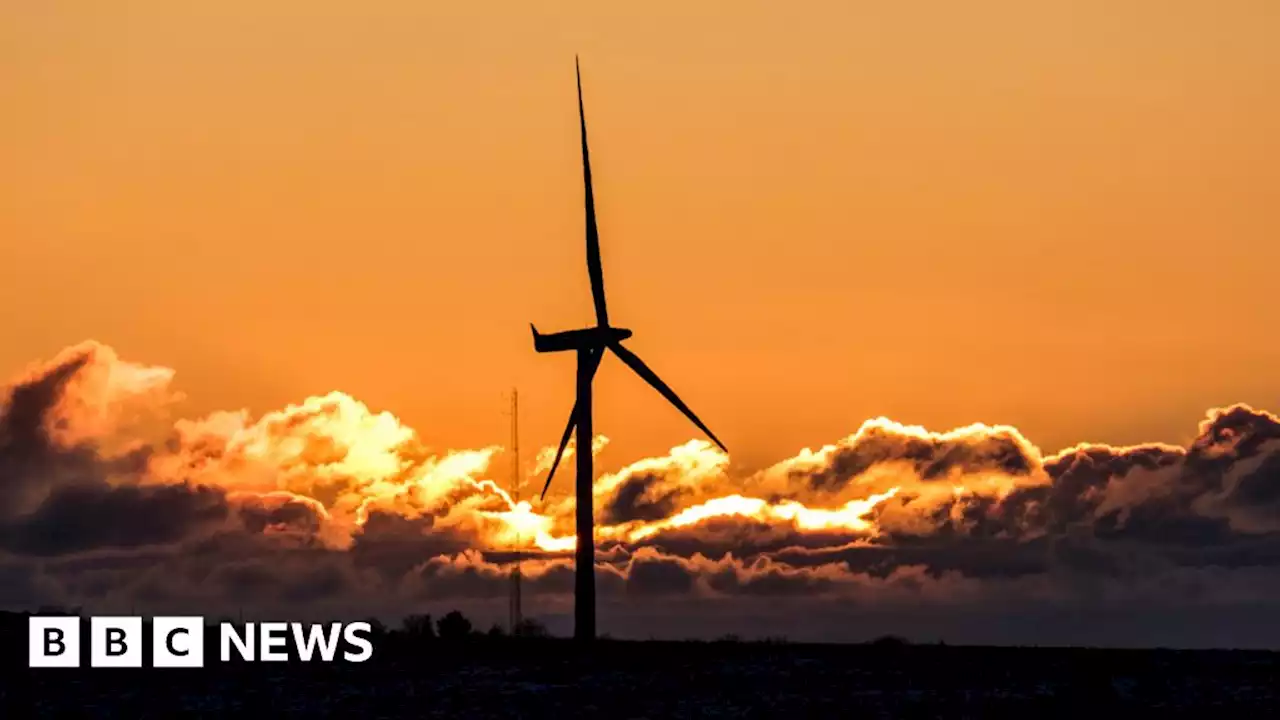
<box><xmin>153</xmin><ymin>616</ymin><xmax>204</xmax><ymax>667</ymax></box>
<box><xmin>28</xmin><ymin>616</ymin><xmax>80</xmax><ymax>668</ymax></box>
<box><xmin>29</xmin><ymin>616</ymin><xmax>205</xmax><ymax>668</ymax></box>
<box><xmin>28</xmin><ymin>616</ymin><xmax>374</xmax><ymax>667</ymax></box>
<box><xmin>90</xmin><ymin>616</ymin><xmax>143</xmax><ymax>667</ymax></box>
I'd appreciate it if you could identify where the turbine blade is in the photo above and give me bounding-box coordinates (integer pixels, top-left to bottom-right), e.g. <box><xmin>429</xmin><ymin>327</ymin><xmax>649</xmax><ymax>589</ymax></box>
<box><xmin>539</xmin><ymin>348</ymin><xmax>606</xmax><ymax>500</ymax></box>
<box><xmin>538</xmin><ymin>400</ymin><xmax>577</xmax><ymax>501</ymax></box>
<box><xmin>577</xmin><ymin>57</ymin><xmax>609</xmax><ymax>328</ymax></box>
<box><xmin>608</xmin><ymin>341</ymin><xmax>728</xmax><ymax>453</ymax></box>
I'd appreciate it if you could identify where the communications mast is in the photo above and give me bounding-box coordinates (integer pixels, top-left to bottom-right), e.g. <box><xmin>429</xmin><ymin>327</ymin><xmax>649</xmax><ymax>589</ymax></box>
<box><xmin>508</xmin><ymin>388</ymin><xmax>523</xmax><ymax>635</ymax></box>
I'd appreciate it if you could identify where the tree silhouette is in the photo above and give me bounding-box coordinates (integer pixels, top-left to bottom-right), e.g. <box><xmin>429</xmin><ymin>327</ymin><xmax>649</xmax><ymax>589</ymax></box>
<box><xmin>436</xmin><ymin>610</ymin><xmax>473</xmax><ymax>640</ymax></box>
<box><xmin>869</xmin><ymin>634</ymin><xmax>910</xmax><ymax>650</ymax></box>
<box><xmin>401</xmin><ymin>613</ymin><xmax>435</xmax><ymax>639</ymax></box>
<box><xmin>513</xmin><ymin>617</ymin><xmax>549</xmax><ymax>638</ymax></box>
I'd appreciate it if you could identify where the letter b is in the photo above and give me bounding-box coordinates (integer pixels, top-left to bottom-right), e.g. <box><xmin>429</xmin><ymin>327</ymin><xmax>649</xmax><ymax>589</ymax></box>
<box><xmin>29</xmin><ymin>617</ymin><xmax>80</xmax><ymax>668</ymax></box>
<box><xmin>91</xmin><ymin>617</ymin><xmax>142</xmax><ymax>667</ymax></box>
<box><xmin>47</xmin><ymin>628</ymin><xmax>66</xmax><ymax>656</ymax></box>
<box><xmin>107</xmin><ymin>628</ymin><xmax>128</xmax><ymax>656</ymax></box>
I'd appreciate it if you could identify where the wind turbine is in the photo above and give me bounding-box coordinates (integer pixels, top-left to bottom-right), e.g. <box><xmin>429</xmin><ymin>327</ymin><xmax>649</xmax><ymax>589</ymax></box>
<box><xmin>530</xmin><ymin>57</ymin><xmax>728</xmax><ymax>642</ymax></box>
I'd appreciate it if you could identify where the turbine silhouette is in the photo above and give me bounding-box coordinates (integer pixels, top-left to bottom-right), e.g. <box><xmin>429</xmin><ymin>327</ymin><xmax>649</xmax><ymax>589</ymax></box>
<box><xmin>530</xmin><ymin>57</ymin><xmax>728</xmax><ymax>642</ymax></box>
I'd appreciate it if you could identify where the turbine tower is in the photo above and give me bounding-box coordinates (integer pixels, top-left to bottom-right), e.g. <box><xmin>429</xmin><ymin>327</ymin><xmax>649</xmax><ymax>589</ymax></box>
<box><xmin>530</xmin><ymin>57</ymin><xmax>728</xmax><ymax>642</ymax></box>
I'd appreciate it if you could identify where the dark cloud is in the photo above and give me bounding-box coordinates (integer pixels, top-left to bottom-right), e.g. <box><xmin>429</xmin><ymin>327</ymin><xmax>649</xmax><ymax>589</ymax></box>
<box><xmin>0</xmin><ymin>482</ymin><xmax>230</xmax><ymax>556</ymax></box>
<box><xmin>349</xmin><ymin>511</ymin><xmax>473</xmax><ymax>582</ymax></box>
<box><xmin>788</xmin><ymin>422</ymin><xmax>1038</xmax><ymax>494</ymax></box>
<box><xmin>1223</xmin><ymin>452</ymin><xmax>1280</xmax><ymax>532</ymax></box>
<box><xmin>6</xmin><ymin>342</ymin><xmax>1280</xmax><ymax>645</ymax></box>
<box><xmin>0</xmin><ymin>346</ymin><xmax>102</xmax><ymax>517</ymax></box>
<box><xmin>0</xmin><ymin>345</ymin><xmax>235</xmax><ymax>557</ymax></box>
<box><xmin>235</xmin><ymin>495</ymin><xmax>325</xmax><ymax>537</ymax></box>
<box><xmin>772</xmin><ymin>538</ymin><xmax>1053</xmax><ymax>580</ymax></box>
<box><xmin>622</xmin><ymin>551</ymin><xmax>698</xmax><ymax>596</ymax></box>
<box><xmin>600</xmin><ymin>471</ymin><xmax>687</xmax><ymax>524</ymax></box>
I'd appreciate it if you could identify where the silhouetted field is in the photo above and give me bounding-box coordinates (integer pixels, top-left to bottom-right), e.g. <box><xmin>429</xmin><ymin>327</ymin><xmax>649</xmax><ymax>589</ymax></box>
<box><xmin>2</xmin><ymin>612</ymin><xmax>1277</xmax><ymax>717</ymax></box>
<box><xmin>4</xmin><ymin>641</ymin><xmax>1278</xmax><ymax>716</ymax></box>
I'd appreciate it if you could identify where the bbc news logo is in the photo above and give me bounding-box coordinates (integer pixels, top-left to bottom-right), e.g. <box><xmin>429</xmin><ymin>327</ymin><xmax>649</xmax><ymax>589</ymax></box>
<box><xmin>28</xmin><ymin>616</ymin><xmax>374</xmax><ymax>668</ymax></box>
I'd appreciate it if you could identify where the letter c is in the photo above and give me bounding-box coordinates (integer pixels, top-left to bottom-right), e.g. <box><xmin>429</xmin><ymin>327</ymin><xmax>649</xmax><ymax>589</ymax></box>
<box><xmin>166</xmin><ymin>628</ymin><xmax>190</xmax><ymax>656</ymax></box>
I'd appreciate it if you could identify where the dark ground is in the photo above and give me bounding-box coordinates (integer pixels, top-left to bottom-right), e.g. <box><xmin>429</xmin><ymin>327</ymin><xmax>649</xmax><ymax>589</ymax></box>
<box><xmin>2</xmin><ymin>638</ymin><xmax>1278</xmax><ymax>718</ymax></box>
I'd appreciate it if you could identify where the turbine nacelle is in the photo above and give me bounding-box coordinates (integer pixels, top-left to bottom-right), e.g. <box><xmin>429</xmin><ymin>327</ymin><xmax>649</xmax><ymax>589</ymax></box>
<box><xmin>531</xmin><ymin>324</ymin><xmax>632</xmax><ymax>353</ymax></box>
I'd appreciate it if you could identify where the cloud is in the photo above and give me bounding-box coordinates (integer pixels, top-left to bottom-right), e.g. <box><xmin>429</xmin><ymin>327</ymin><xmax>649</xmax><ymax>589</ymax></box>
<box><xmin>3</xmin><ymin>341</ymin><xmax>1280</xmax><ymax>646</ymax></box>
<box><xmin>0</xmin><ymin>482</ymin><xmax>230</xmax><ymax>556</ymax></box>
<box><xmin>774</xmin><ymin>418</ymin><xmax>1042</xmax><ymax>496</ymax></box>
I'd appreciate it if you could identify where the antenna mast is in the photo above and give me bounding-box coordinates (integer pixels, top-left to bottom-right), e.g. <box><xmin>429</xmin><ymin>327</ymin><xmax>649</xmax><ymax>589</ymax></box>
<box><xmin>508</xmin><ymin>388</ymin><xmax>523</xmax><ymax>635</ymax></box>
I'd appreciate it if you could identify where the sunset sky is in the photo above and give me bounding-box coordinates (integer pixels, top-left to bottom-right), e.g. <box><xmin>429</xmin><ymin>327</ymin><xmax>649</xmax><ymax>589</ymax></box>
<box><xmin>5</xmin><ymin>2</ymin><xmax>1278</xmax><ymax>472</ymax></box>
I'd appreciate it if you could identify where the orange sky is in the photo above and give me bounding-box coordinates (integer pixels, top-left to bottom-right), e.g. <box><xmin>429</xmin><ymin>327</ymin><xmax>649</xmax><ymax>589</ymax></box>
<box><xmin>3</xmin><ymin>1</ymin><xmax>1278</xmax><ymax>475</ymax></box>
